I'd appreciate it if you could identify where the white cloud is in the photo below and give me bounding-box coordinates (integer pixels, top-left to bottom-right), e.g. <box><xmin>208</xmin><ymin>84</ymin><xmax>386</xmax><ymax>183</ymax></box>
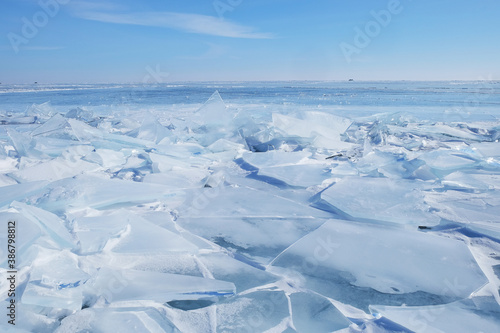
<box><xmin>75</xmin><ymin>11</ymin><xmax>274</xmax><ymax>39</ymax></box>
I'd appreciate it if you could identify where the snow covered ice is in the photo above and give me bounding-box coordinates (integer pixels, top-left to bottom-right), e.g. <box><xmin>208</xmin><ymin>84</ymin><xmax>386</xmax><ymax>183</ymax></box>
<box><xmin>1</xmin><ymin>81</ymin><xmax>500</xmax><ymax>332</ymax></box>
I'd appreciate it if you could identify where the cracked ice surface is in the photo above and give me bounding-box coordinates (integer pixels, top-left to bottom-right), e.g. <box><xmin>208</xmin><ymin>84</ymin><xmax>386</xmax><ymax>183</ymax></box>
<box><xmin>1</xmin><ymin>82</ymin><xmax>500</xmax><ymax>332</ymax></box>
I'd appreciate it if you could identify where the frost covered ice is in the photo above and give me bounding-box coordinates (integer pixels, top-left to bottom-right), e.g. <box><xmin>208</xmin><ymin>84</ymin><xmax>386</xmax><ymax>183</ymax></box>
<box><xmin>1</xmin><ymin>82</ymin><xmax>500</xmax><ymax>332</ymax></box>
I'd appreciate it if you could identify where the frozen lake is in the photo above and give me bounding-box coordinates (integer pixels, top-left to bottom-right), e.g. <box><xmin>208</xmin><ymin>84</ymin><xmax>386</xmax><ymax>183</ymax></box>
<box><xmin>1</xmin><ymin>81</ymin><xmax>500</xmax><ymax>332</ymax></box>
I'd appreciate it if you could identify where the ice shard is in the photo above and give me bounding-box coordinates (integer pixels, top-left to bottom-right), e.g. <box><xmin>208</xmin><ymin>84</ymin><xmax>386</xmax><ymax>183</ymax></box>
<box><xmin>272</xmin><ymin>111</ymin><xmax>353</xmax><ymax>150</ymax></box>
<box><xmin>55</xmin><ymin>308</ymin><xmax>180</xmax><ymax>333</ymax></box>
<box><xmin>271</xmin><ymin>219</ymin><xmax>487</xmax><ymax>306</ymax></box>
<box><xmin>0</xmin><ymin>181</ymin><xmax>48</xmax><ymax>209</ymax></box>
<box><xmin>9</xmin><ymin>155</ymin><xmax>101</xmax><ymax>182</ymax></box>
<box><xmin>370</xmin><ymin>299</ymin><xmax>500</xmax><ymax>333</ymax></box>
<box><xmin>11</xmin><ymin>201</ymin><xmax>75</xmax><ymax>250</ymax></box>
<box><xmin>89</xmin><ymin>268</ymin><xmax>235</xmax><ymax>304</ymax></box>
<box><xmin>22</xmin><ymin>249</ymin><xmax>90</xmax><ymax>311</ymax></box>
<box><xmin>216</xmin><ymin>290</ymin><xmax>290</xmax><ymax>332</ymax></box>
<box><xmin>136</xmin><ymin>113</ymin><xmax>172</xmax><ymax>143</ymax></box>
<box><xmin>35</xmin><ymin>175</ymin><xmax>185</xmax><ymax>212</ymax></box>
<box><xmin>65</xmin><ymin>107</ymin><xmax>94</xmax><ymax>122</ymax></box>
<box><xmin>6</xmin><ymin>128</ymin><xmax>42</xmax><ymax>158</ymax></box>
<box><xmin>320</xmin><ymin>176</ymin><xmax>441</xmax><ymax>226</ymax></box>
<box><xmin>196</xmin><ymin>91</ymin><xmax>230</xmax><ymax>128</ymax></box>
<box><xmin>31</xmin><ymin>114</ymin><xmax>69</xmax><ymax>137</ymax></box>
<box><xmin>290</xmin><ymin>292</ymin><xmax>351</xmax><ymax>332</ymax></box>
<box><xmin>0</xmin><ymin>211</ymin><xmax>42</xmax><ymax>267</ymax></box>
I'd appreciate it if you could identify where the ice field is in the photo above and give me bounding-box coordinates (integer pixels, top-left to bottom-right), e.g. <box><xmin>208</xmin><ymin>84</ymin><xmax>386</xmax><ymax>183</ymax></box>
<box><xmin>1</xmin><ymin>81</ymin><xmax>500</xmax><ymax>332</ymax></box>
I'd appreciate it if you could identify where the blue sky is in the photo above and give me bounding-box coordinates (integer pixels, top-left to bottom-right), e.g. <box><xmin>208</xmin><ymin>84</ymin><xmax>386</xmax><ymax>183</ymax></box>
<box><xmin>1</xmin><ymin>0</ymin><xmax>499</xmax><ymax>83</ymax></box>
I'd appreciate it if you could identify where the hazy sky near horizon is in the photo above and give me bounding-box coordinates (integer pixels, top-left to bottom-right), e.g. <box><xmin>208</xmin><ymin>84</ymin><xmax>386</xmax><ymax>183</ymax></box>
<box><xmin>1</xmin><ymin>0</ymin><xmax>499</xmax><ymax>83</ymax></box>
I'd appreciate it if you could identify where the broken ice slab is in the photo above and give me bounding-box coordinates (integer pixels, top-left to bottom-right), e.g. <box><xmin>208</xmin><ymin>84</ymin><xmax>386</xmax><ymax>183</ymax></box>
<box><xmin>0</xmin><ymin>155</ymin><xmax>18</xmax><ymax>174</ymax></box>
<box><xmin>22</xmin><ymin>249</ymin><xmax>90</xmax><ymax>311</ymax></box>
<box><xmin>238</xmin><ymin>120</ymin><xmax>296</xmax><ymax>152</ymax></box>
<box><xmin>82</xmin><ymin>148</ymin><xmax>126</xmax><ymax>170</ymax></box>
<box><xmin>178</xmin><ymin>216</ymin><xmax>325</xmax><ymax>265</ymax></box>
<box><xmin>354</xmin><ymin>149</ymin><xmax>402</xmax><ymax>176</ymax></box>
<box><xmin>417</xmin><ymin>123</ymin><xmax>487</xmax><ymax>142</ymax></box>
<box><xmin>466</xmin><ymin>222</ymin><xmax>500</xmax><ymax>241</ymax></box>
<box><xmin>0</xmin><ymin>211</ymin><xmax>42</xmax><ymax>267</ymax></box>
<box><xmin>120</xmin><ymin>149</ymin><xmax>150</xmax><ymax>170</ymax></box>
<box><xmin>216</xmin><ymin>290</ymin><xmax>290</xmax><ymax>332</ymax></box>
<box><xmin>153</xmin><ymin>141</ymin><xmax>205</xmax><ymax>158</ymax></box>
<box><xmin>31</xmin><ymin>114</ymin><xmax>69</xmax><ymax>137</ymax></box>
<box><xmin>134</xmin><ymin>113</ymin><xmax>172</xmax><ymax>143</ymax></box>
<box><xmin>240</xmin><ymin>150</ymin><xmax>332</xmax><ymax>187</ymax></box>
<box><xmin>9</xmin><ymin>155</ymin><xmax>102</xmax><ymax>182</ymax></box>
<box><xmin>357</xmin><ymin>316</ymin><xmax>414</xmax><ymax>333</ymax></box>
<box><xmin>149</xmin><ymin>152</ymin><xmax>206</xmax><ymax>173</ymax></box>
<box><xmin>0</xmin><ymin>114</ymin><xmax>37</xmax><ymax>125</ymax></box>
<box><xmin>177</xmin><ymin>184</ymin><xmax>330</xmax><ymax>261</ymax></box>
<box><xmin>6</xmin><ymin>128</ymin><xmax>44</xmax><ymax>158</ymax></box>
<box><xmin>387</xmin><ymin>122</ymin><xmax>482</xmax><ymax>142</ymax></box>
<box><xmin>330</xmin><ymin>161</ymin><xmax>359</xmax><ymax>177</ymax></box>
<box><xmin>23</xmin><ymin>284</ymin><xmax>84</xmax><ymax>312</ymax></box>
<box><xmin>271</xmin><ymin>219</ymin><xmax>487</xmax><ymax>308</ymax></box>
<box><xmin>162</xmin><ymin>303</ymin><xmax>217</xmax><ymax>332</ymax></box>
<box><xmin>35</xmin><ymin>175</ymin><xmax>185</xmax><ymax>212</ymax></box>
<box><xmin>273</xmin><ymin>112</ymin><xmax>351</xmax><ymax>139</ymax></box>
<box><xmin>241</xmin><ymin>150</ymin><xmax>312</xmax><ymax>168</ymax></box>
<box><xmin>147</xmin><ymin>152</ymin><xmax>211</xmax><ymax>184</ymax></box>
<box><xmin>194</xmin><ymin>91</ymin><xmax>232</xmax><ymax>128</ymax></box>
<box><xmin>64</xmin><ymin>107</ymin><xmax>94</xmax><ymax>122</ymax></box>
<box><xmin>25</xmin><ymin>102</ymin><xmax>56</xmax><ymax>120</ymax></box>
<box><xmin>471</xmin><ymin>142</ymin><xmax>500</xmax><ymax>158</ymax></box>
<box><xmin>254</xmin><ymin>163</ymin><xmax>332</xmax><ymax>187</ymax></box>
<box><xmin>141</xmin><ymin>196</ymin><xmax>303</xmax><ymax>255</ymax></box>
<box><xmin>272</xmin><ymin>112</ymin><xmax>353</xmax><ymax>150</ymax></box>
<box><xmin>0</xmin><ymin>300</ymin><xmax>63</xmax><ymax>332</ymax></box>
<box><xmin>207</xmin><ymin>138</ymin><xmax>246</xmax><ymax>153</ymax></box>
<box><xmin>424</xmin><ymin>190</ymin><xmax>500</xmax><ymax>226</ymax></box>
<box><xmin>73</xmin><ymin>210</ymin><xmax>129</xmax><ymax>254</ymax></box>
<box><xmin>290</xmin><ymin>292</ymin><xmax>351</xmax><ymax>332</ymax></box>
<box><xmin>89</xmin><ymin>268</ymin><xmax>235</xmax><ymax>304</ymax></box>
<box><xmin>143</xmin><ymin>170</ymin><xmax>208</xmax><ymax>190</ymax></box>
<box><xmin>418</xmin><ymin>149</ymin><xmax>477</xmax><ymax>174</ymax></box>
<box><xmin>193</xmin><ymin>128</ymin><xmax>245</xmax><ymax>148</ymax></box>
<box><xmin>189</xmin><ymin>91</ymin><xmax>242</xmax><ymax>147</ymax></box>
<box><xmin>320</xmin><ymin>176</ymin><xmax>441</xmax><ymax>226</ymax></box>
<box><xmin>179</xmin><ymin>184</ymin><xmax>330</xmax><ymax>219</ymax></box>
<box><xmin>201</xmin><ymin>170</ymin><xmax>226</xmax><ymax>189</ymax></box>
<box><xmin>369</xmin><ymin>298</ymin><xmax>500</xmax><ymax>333</ymax></box>
<box><xmin>68</xmin><ymin>119</ymin><xmax>151</xmax><ymax>148</ymax></box>
<box><xmin>78</xmin><ymin>147</ymin><xmax>147</xmax><ymax>175</ymax></box>
<box><xmin>11</xmin><ymin>201</ymin><xmax>75</xmax><ymax>250</ymax></box>
<box><xmin>176</xmin><ymin>175</ymin><xmax>332</xmax><ymax>266</ymax></box>
<box><xmin>75</xmin><ymin>209</ymin><xmax>198</xmax><ymax>255</ymax></box>
<box><xmin>32</xmin><ymin>137</ymin><xmax>88</xmax><ymax>158</ymax></box>
<box><xmin>55</xmin><ymin>308</ymin><xmax>180</xmax><ymax>333</ymax></box>
<box><xmin>0</xmin><ymin>181</ymin><xmax>48</xmax><ymax>209</ymax></box>
<box><xmin>203</xmin><ymin>139</ymin><xmax>247</xmax><ymax>161</ymax></box>
<box><xmin>441</xmin><ymin>171</ymin><xmax>500</xmax><ymax>191</ymax></box>
<box><xmin>67</xmin><ymin>118</ymin><xmax>104</xmax><ymax>141</ymax></box>
<box><xmin>129</xmin><ymin>253</ymin><xmax>205</xmax><ymax>277</ymax></box>
<box><xmin>198</xmin><ymin>252</ymin><xmax>279</xmax><ymax>292</ymax></box>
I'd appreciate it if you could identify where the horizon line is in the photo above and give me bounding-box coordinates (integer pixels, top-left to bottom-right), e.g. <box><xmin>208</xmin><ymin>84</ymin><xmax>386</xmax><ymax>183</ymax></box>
<box><xmin>2</xmin><ymin>79</ymin><xmax>499</xmax><ymax>85</ymax></box>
